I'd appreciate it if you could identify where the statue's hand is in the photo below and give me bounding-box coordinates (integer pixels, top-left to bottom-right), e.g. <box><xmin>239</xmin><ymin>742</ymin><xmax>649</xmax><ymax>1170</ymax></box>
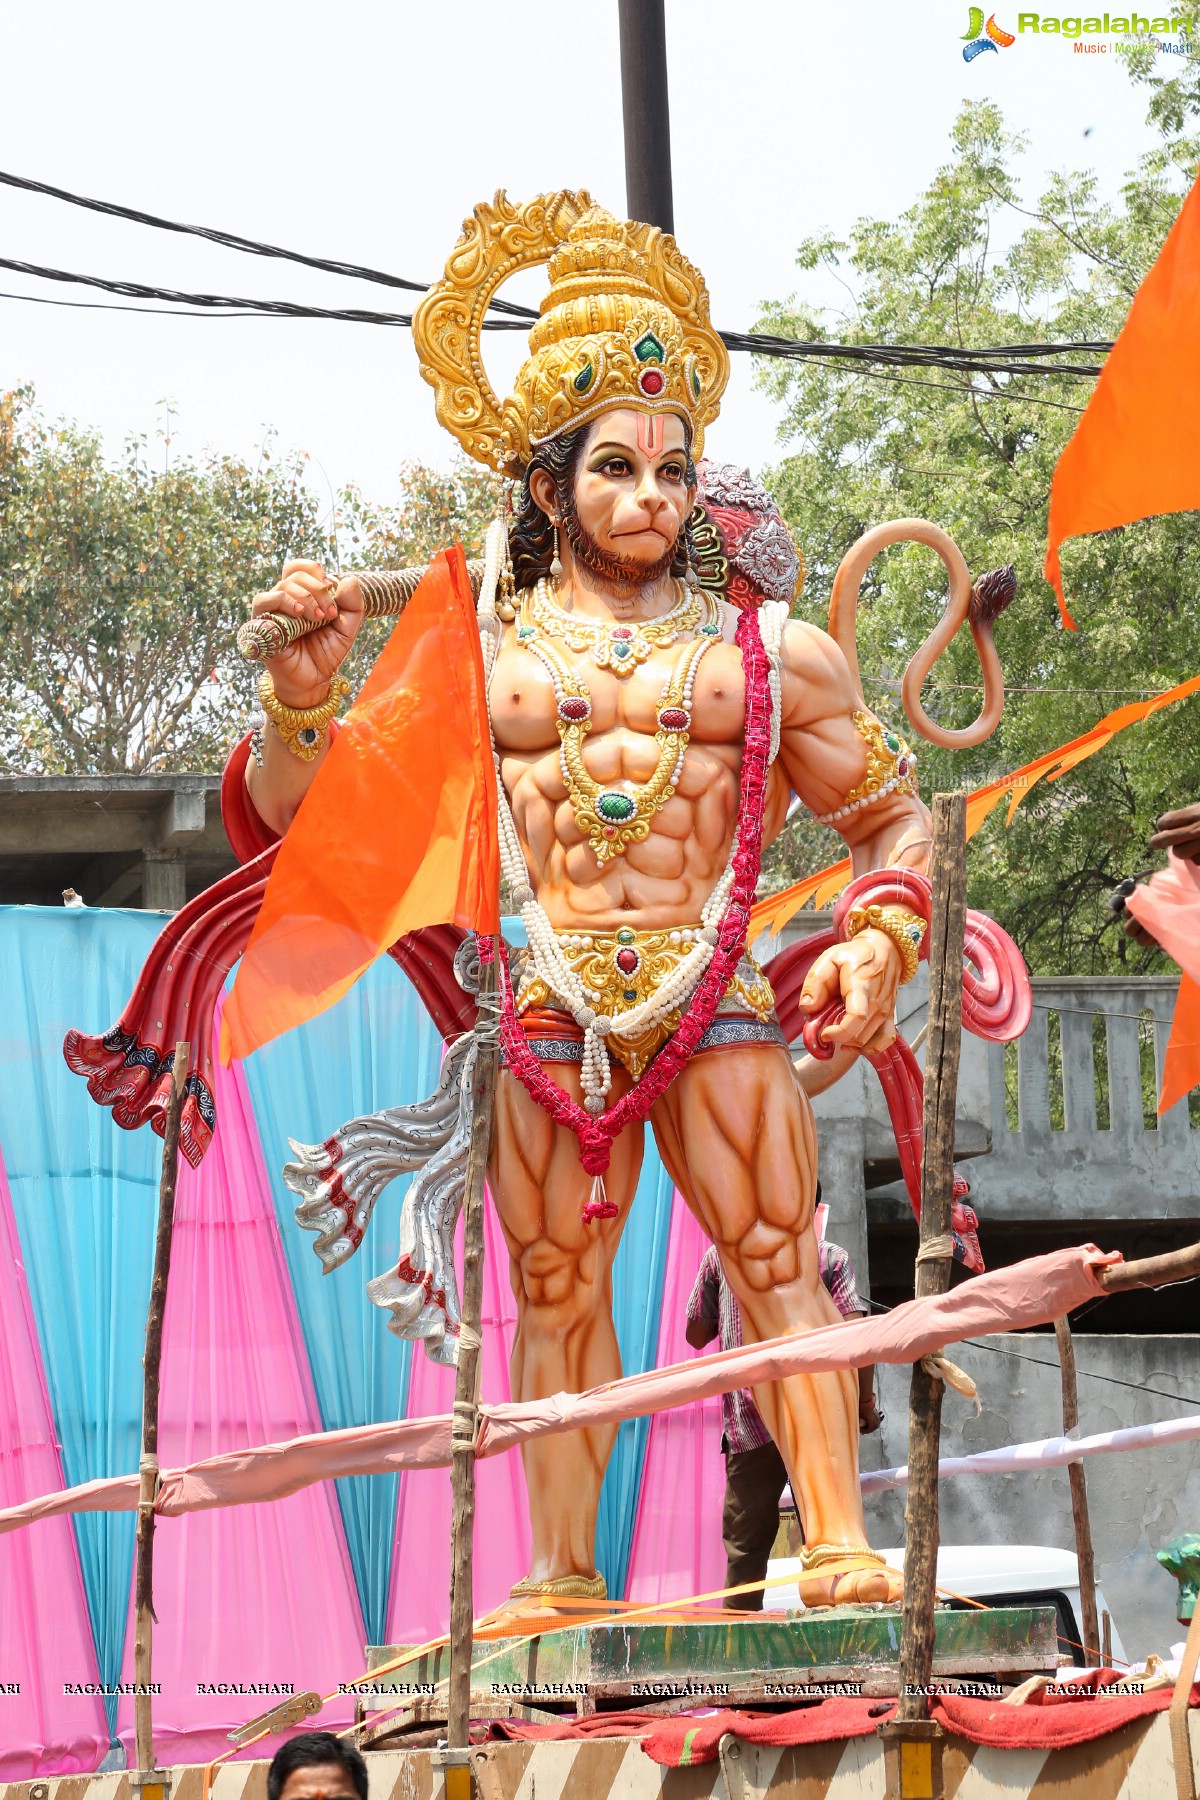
<box><xmin>251</xmin><ymin>559</ymin><xmax>364</xmax><ymax>708</ymax></box>
<box><xmin>796</xmin><ymin>933</ymin><xmax>902</xmax><ymax>1056</ymax></box>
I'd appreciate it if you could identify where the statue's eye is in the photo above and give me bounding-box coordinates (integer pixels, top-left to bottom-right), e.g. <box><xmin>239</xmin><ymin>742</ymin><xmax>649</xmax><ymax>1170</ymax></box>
<box><xmin>599</xmin><ymin>458</ymin><xmax>632</xmax><ymax>477</ymax></box>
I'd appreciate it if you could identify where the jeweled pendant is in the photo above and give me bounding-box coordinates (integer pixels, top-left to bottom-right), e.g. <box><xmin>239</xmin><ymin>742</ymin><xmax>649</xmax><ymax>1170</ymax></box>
<box><xmin>596</xmin><ymin>791</ymin><xmax>637</xmax><ymax>823</ymax></box>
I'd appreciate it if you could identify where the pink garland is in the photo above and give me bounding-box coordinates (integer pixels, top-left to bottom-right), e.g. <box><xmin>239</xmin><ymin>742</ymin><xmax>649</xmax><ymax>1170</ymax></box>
<box><xmin>494</xmin><ymin>605</ymin><xmax>774</xmax><ymax>1196</ymax></box>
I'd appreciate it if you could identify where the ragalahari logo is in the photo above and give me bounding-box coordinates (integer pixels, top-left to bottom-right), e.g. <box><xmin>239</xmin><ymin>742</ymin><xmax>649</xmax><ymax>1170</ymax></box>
<box><xmin>962</xmin><ymin>7</ymin><xmax>1018</xmax><ymax>56</ymax></box>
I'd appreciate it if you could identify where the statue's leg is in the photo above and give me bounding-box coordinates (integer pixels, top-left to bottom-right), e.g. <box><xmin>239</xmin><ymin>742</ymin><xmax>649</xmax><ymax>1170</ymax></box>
<box><xmin>652</xmin><ymin>1041</ymin><xmax>900</xmax><ymax>1605</ymax></box>
<box><xmin>489</xmin><ymin>1060</ymin><xmax>643</xmax><ymax>1589</ymax></box>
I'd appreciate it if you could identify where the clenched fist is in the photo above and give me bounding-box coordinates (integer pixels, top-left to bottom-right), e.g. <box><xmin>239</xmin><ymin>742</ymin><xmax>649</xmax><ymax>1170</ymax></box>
<box><xmin>250</xmin><ymin>560</ymin><xmax>364</xmax><ymax>708</ymax></box>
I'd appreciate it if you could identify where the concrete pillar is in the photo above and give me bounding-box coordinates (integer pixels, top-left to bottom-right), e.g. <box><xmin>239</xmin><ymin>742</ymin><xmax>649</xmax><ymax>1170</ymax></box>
<box><xmin>142</xmin><ymin>850</ymin><xmax>186</xmax><ymax>912</ymax></box>
<box><xmin>815</xmin><ymin>1115</ymin><xmax>871</xmax><ymax>1301</ymax></box>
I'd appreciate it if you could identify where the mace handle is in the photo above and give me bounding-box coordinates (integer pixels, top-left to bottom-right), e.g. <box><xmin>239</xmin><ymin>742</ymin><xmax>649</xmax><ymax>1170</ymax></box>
<box><xmin>236</xmin><ymin>560</ymin><xmax>485</xmax><ymax>662</ymax></box>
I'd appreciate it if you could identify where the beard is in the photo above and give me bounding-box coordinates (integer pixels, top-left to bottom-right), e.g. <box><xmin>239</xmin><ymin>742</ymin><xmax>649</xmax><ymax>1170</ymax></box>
<box><xmin>560</xmin><ymin>491</ymin><xmax>679</xmax><ymax>595</ymax></box>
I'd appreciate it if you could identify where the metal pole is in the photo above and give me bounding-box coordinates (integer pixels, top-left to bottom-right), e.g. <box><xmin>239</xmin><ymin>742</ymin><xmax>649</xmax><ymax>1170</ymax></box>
<box><xmin>618</xmin><ymin>0</ymin><xmax>675</xmax><ymax>231</ymax></box>
<box><xmin>446</xmin><ymin>947</ymin><xmax>500</xmax><ymax>1748</ymax></box>
<box><xmin>897</xmin><ymin>794</ymin><xmax>967</xmax><ymax>1720</ymax></box>
<box><xmin>133</xmin><ymin>1041</ymin><xmax>190</xmax><ymax>1776</ymax></box>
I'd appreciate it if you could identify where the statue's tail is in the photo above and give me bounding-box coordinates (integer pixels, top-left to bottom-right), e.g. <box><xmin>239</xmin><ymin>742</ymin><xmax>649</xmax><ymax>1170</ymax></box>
<box><xmin>826</xmin><ymin>519</ymin><xmax>1015</xmax><ymax>750</ymax></box>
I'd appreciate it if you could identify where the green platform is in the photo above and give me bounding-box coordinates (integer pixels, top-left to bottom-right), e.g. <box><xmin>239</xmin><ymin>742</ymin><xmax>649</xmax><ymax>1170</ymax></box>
<box><xmin>361</xmin><ymin>1606</ymin><xmax>1058</xmax><ymax>1715</ymax></box>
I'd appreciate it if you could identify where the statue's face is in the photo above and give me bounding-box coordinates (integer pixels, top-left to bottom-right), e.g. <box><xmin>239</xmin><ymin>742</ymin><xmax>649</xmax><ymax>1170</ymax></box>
<box><xmin>570</xmin><ymin>407</ymin><xmax>693</xmax><ymax>571</ymax></box>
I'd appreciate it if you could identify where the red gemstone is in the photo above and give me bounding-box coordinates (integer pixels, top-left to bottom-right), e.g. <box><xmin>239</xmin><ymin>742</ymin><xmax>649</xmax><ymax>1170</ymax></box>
<box><xmin>603</xmin><ymin>825</ymin><xmax>616</xmax><ymax>837</ymax></box>
<box><xmin>611</xmin><ymin>626</ymin><xmax>634</xmax><ymax>639</ymax></box>
<box><xmin>896</xmin><ymin>756</ymin><xmax>909</xmax><ymax>777</ymax></box>
<box><xmin>559</xmin><ymin>697</ymin><xmax>590</xmax><ymax>722</ymax></box>
<box><xmin>615</xmin><ymin>947</ymin><xmax>640</xmax><ymax>975</ymax></box>
<box><xmin>639</xmin><ymin>369</ymin><xmax>666</xmax><ymax>396</ymax></box>
<box><xmin>658</xmin><ymin>707</ymin><xmax>690</xmax><ymax>731</ymax></box>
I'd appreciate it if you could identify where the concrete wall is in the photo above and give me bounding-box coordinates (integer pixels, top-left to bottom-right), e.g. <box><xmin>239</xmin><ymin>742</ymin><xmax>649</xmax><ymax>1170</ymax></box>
<box><xmin>859</xmin><ymin>1333</ymin><xmax>1200</xmax><ymax>1663</ymax></box>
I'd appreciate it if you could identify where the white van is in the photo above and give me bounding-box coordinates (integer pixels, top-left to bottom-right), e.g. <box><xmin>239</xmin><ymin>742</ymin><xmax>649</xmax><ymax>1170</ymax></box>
<box><xmin>765</xmin><ymin>1544</ymin><xmax>1127</xmax><ymax>1668</ymax></box>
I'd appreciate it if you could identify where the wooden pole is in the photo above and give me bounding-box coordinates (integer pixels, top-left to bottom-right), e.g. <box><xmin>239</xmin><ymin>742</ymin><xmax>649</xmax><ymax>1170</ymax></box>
<box><xmin>1170</xmin><ymin>1598</ymin><xmax>1200</xmax><ymax>1800</ymax></box>
<box><xmin>1096</xmin><ymin>1240</ymin><xmax>1200</xmax><ymax>1293</ymax></box>
<box><xmin>446</xmin><ymin>947</ymin><xmax>500</xmax><ymax>1749</ymax></box>
<box><xmin>897</xmin><ymin>794</ymin><xmax>967</xmax><ymax>1720</ymax></box>
<box><xmin>618</xmin><ymin>0</ymin><xmax>675</xmax><ymax>231</ymax></box>
<box><xmin>133</xmin><ymin>1041</ymin><xmax>189</xmax><ymax>1775</ymax></box>
<box><xmin>1053</xmin><ymin>1316</ymin><xmax>1100</xmax><ymax>1660</ymax></box>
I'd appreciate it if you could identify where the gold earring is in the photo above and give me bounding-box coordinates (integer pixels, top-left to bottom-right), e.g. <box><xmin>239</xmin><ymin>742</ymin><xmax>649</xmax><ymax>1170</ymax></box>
<box><xmin>550</xmin><ymin>522</ymin><xmax>563</xmax><ymax>580</ymax></box>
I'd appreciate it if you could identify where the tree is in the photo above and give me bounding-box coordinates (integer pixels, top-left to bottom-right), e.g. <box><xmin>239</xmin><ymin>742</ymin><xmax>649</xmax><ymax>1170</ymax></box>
<box><xmin>0</xmin><ymin>388</ymin><xmax>498</xmax><ymax>774</ymax></box>
<box><xmin>755</xmin><ymin>91</ymin><xmax>1200</xmax><ymax>977</ymax></box>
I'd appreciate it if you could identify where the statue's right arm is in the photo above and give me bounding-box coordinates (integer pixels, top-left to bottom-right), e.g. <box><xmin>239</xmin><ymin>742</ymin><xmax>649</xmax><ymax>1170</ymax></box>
<box><xmin>244</xmin><ymin>560</ymin><xmax>365</xmax><ymax>836</ymax></box>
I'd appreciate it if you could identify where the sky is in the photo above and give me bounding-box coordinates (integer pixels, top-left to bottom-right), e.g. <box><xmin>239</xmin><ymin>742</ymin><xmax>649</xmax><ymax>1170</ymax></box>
<box><xmin>0</xmin><ymin>0</ymin><xmax>1169</xmax><ymax>521</ymax></box>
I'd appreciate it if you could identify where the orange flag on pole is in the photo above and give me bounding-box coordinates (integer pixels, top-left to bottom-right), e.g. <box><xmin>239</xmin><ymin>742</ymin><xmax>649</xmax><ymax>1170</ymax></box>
<box><xmin>1046</xmin><ymin>167</ymin><xmax>1200</xmax><ymax>629</ymax></box>
<box><xmin>221</xmin><ymin>545</ymin><xmax>499</xmax><ymax>1062</ymax></box>
<box><xmin>1125</xmin><ymin>854</ymin><xmax>1200</xmax><ymax>1114</ymax></box>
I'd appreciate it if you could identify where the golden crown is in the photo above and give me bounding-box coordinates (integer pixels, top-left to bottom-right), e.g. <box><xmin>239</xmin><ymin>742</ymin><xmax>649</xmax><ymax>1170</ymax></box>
<box><xmin>413</xmin><ymin>191</ymin><xmax>729</xmax><ymax>475</ymax></box>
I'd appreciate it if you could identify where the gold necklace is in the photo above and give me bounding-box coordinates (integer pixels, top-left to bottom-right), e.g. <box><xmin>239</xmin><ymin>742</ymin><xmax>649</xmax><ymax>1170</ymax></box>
<box><xmin>524</xmin><ymin>630</ymin><xmax>714</xmax><ymax>863</ymax></box>
<box><xmin>522</xmin><ymin>577</ymin><xmax>719</xmax><ymax>678</ymax></box>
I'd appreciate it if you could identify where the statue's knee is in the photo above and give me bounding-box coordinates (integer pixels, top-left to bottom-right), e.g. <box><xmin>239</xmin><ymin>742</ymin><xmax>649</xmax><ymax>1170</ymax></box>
<box><xmin>726</xmin><ymin>1222</ymin><xmax>801</xmax><ymax>1292</ymax></box>
<box><xmin>518</xmin><ymin>1239</ymin><xmax>581</xmax><ymax>1311</ymax></box>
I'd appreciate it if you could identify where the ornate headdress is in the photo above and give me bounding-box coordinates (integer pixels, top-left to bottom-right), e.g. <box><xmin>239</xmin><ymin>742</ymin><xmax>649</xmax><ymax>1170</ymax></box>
<box><xmin>413</xmin><ymin>190</ymin><xmax>730</xmax><ymax>475</ymax></box>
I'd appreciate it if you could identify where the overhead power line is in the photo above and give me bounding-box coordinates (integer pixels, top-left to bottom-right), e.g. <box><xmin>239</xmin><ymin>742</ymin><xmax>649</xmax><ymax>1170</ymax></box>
<box><xmin>0</xmin><ymin>166</ymin><xmax>1114</xmax><ymax>375</ymax></box>
<box><xmin>0</xmin><ymin>166</ymin><xmax>537</xmax><ymax>318</ymax></box>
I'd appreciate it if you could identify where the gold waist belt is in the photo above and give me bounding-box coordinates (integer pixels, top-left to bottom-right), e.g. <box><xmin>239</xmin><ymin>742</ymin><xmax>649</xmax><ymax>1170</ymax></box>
<box><xmin>516</xmin><ymin>925</ymin><xmax>775</xmax><ymax>1078</ymax></box>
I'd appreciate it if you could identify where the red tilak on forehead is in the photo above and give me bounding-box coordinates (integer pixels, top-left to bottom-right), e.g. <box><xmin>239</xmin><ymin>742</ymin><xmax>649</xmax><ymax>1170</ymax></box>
<box><xmin>636</xmin><ymin>412</ymin><xmax>665</xmax><ymax>458</ymax></box>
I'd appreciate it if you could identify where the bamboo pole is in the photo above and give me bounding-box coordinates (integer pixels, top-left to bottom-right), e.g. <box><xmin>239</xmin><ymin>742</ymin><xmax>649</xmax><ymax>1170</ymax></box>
<box><xmin>133</xmin><ymin>1041</ymin><xmax>189</xmax><ymax>1775</ymax></box>
<box><xmin>1053</xmin><ymin>1317</ymin><xmax>1100</xmax><ymax>1660</ymax></box>
<box><xmin>446</xmin><ymin>946</ymin><xmax>500</xmax><ymax>1749</ymax></box>
<box><xmin>1096</xmin><ymin>1240</ymin><xmax>1200</xmax><ymax>1293</ymax></box>
<box><xmin>897</xmin><ymin>794</ymin><xmax>967</xmax><ymax>1721</ymax></box>
<box><xmin>1170</xmin><ymin>1599</ymin><xmax>1200</xmax><ymax>1800</ymax></box>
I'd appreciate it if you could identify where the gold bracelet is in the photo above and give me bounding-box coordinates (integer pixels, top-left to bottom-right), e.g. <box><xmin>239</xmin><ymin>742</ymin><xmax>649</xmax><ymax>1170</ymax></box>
<box><xmin>258</xmin><ymin>671</ymin><xmax>350</xmax><ymax>762</ymax></box>
<box><xmin>844</xmin><ymin>902</ymin><xmax>926</xmax><ymax>984</ymax></box>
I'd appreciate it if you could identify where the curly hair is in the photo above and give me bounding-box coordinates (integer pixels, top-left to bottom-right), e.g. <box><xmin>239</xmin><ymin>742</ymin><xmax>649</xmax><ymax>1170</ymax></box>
<box><xmin>508</xmin><ymin>419</ymin><xmax>698</xmax><ymax>591</ymax></box>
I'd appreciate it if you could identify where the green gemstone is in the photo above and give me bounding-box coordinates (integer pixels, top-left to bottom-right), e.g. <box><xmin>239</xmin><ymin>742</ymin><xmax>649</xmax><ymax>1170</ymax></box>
<box><xmin>701</xmin><ymin>623</ymin><xmax>720</xmax><ymax>635</ymax></box>
<box><xmin>633</xmin><ymin>330</ymin><xmax>666</xmax><ymax>364</ymax></box>
<box><xmin>617</xmin><ymin>928</ymin><xmax>635</xmax><ymax>943</ymax></box>
<box><xmin>612</xmin><ymin>640</ymin><xmax>632</xmax><ymax>658</ymax></box>
<box><xmin>691</xmin><ymin>365</ymin><xmax>702</xmax><ymax>398</ymax></box>
<box><xmin>518</xmin><ymin>625</ymin><xmax>535</xmax><ymax>639</ymax></box>
<box><xmin>885</xmin><ymin>732</ymin><xmax>900</xmax><ymax>752</ymax></box>
<box><xmin>574</xmin><ymin>360</ymin><xmax>595</xmax><ymax>394</ymax></box>
<box><xmin>596</xmin><ymin>791</ymin><xmax>636</xmax><ymax>822</ymax></box>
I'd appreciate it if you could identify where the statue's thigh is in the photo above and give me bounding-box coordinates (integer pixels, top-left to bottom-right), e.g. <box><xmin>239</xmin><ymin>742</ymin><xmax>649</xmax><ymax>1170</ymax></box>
<box><xmin>489</xmin><ymin>1065</ymin><xmax>644</xmax><ymax>1265</ymax></box>
<box><xmin>652</xmin><ymin>1045</ymin><xmax>818</xmax><ymax>1244</ymax></box>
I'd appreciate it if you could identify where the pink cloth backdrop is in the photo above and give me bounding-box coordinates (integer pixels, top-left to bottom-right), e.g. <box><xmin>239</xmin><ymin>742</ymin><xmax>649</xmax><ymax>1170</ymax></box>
<box><xmin>625</xmin><ymin>1194</ymin><xmax>725</xmax><ymax>1605</ymax></box>
<box><xmin>0</xmin><ymin>1148</ymin><xmax>109</xmax><ymax>1777</ymax></box>
<box><xmin>386</xmin><ymin>1195</ymin><xmax>529</xmax><ymax>1642</ymax></box>
<box><xmin>116</xmin><ymin>1006</ymin><xmax>365</xmax><ymax>1764</ymax></box>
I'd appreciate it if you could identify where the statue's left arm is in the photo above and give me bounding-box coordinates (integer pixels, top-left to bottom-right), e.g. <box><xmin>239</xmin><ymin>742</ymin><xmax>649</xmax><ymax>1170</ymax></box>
<box><xmin>774</xmin><ymin>619</ymin><xmax>933</xmax><ymax>1056</ymax></box>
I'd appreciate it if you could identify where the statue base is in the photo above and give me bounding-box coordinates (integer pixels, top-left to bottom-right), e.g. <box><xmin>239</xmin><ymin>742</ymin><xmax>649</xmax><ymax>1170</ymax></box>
<box><xmin>359</xmin><ymin>1605</ymin><xmax>1058</xmax><ymax>1733</ymax></box>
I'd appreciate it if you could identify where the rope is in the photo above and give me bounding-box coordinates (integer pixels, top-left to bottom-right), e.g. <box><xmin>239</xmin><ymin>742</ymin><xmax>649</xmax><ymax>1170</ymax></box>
<box><xmin>916</xmin><ymin>1234</ymin><xmax>955</xmax><ymax>1265</ymax></box>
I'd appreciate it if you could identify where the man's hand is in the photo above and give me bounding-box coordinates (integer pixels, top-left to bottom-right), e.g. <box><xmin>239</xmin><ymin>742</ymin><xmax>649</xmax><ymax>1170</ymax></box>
<box><xmin>859</xmin><ymin>1394</ymin><xmax>883</xmax><ymax>1433</ymax></box>
<box><xmin>1149</xmin><ymin>803</ymin><xmax>1200</xmax><ymax>863</ymax></box>
<box><xmin>251</xmin><ymin>560</ymin><xmax>364</xmax><ymax>709</ymax></box>
<box><xmin>796</xmin><ymin>932</ymin><xmax>903</xmax><ymax>1056</ymax></box>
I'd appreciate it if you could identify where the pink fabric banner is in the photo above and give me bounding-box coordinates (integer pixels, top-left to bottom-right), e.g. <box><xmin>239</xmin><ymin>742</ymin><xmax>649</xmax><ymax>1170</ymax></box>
<box><xmin>625</xmin><ymin>1194</ymin><xmax>725</xmax><ymax>1604</ymax></box>
<box><xmin>0</xmin><ymin>1246</ymin><xmax>1118</xmax><ymax>1537</ymax></box>
<box><xmin>114</xmin><ymin>1006</ymin><xmax>366</xmax><ymax>1766</ymax></box>
<box><xmin>0</xmin><ymin>1148</ymin><xmax>109</xmax><ymax>1778</ymax></box>
<box><xmin>385</xmin><ymin>1197</ymin><xmax>530</xmax><ymax>1642</ymax></box>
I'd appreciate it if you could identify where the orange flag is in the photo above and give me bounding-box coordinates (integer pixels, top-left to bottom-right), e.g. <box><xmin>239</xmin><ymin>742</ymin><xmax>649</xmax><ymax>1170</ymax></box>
<box><xmin>222</xmin><ymin>546</ymin><xmax>499</xmax><ymax>1062</ymax></box>
<box><xmin>1046</xmin><ymin>167</ymin><xmax>1200</xmax><ymax>629</ymax></box>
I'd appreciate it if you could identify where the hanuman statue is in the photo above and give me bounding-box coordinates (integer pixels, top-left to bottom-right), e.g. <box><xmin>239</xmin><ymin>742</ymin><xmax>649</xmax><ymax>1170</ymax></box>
<box><xmin>68</xmin><ymin>193</ymin><xmax>1018</xmax><ymax>1610</ymax></box>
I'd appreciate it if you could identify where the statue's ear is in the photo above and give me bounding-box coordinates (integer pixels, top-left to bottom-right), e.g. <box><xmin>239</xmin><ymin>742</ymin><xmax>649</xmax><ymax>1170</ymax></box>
<box><xmin>527</xmin><ymin>466</ymin><xmax>557</xmax><ymax>522</ymax></box>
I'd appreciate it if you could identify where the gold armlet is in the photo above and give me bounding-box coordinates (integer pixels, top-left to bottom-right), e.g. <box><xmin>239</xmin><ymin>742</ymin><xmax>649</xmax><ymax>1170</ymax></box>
<box><xmin>258</xmin><ymin>672</ymin><xmax>350</xmax><ymax>762</ymax></box>
<box><xmin>844</xmin><ymin>903</ymin><xmax>926</xmax><ymax>984</ymax></box>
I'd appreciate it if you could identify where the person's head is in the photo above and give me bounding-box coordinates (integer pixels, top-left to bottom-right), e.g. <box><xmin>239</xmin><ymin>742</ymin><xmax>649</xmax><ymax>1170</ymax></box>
<box><xmin>512</xmin><ymin>405</ymin><xmax>697</xmax><ymax>595</ymax></box>
<box><xmin>267</xmin><ymin>1733</ymin><xmax>368</xmax><ymax>1800</ymax></box>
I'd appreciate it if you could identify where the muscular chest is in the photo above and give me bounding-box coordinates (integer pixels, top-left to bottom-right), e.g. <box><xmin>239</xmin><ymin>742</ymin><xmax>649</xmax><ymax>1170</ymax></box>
<box><xmin>490</xmin><ymin>633</ymin><xmax>746</xmax><ymax>759</ymax></box>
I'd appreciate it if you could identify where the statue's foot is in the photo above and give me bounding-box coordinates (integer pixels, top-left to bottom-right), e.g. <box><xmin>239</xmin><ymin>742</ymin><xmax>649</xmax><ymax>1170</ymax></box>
<box><xmin>483</xmin><ymin>1571</ymin><xmax>609</xmax><ymax>1630</ymax></box>
<box><xmin>794</xmin><ymin>1544</ymin><xmax>903</xmax><ymax>1608</ymax></box>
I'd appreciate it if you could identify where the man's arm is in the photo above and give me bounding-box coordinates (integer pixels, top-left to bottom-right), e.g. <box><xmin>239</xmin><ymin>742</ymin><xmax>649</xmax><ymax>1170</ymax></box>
<box><xmin>821</xmin><ymin>1241</ymin><xmax>881</xmax><ymax>1432</ymax></box>
<box><xmin>684</xmin><ymin>1246</ymin><xmax>721</xmax><ymax>1350</ymax></box>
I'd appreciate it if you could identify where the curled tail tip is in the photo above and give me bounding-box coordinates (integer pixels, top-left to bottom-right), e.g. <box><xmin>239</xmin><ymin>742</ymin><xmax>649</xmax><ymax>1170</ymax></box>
<box><xmin>970</xmin><ymin>564</ymin><xmax>1017</xmax><ymax>626</ymax></box>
